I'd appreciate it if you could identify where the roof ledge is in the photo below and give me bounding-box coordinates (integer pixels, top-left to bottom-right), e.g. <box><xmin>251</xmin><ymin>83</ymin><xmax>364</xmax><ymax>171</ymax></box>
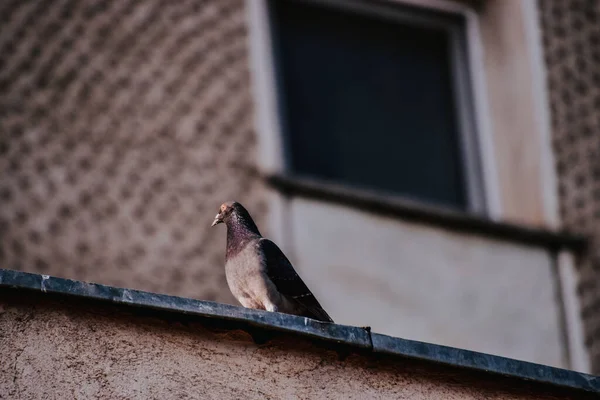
<box><xmin>1</xmin><ymin>268</ymin><xmax>598</xmax><ymax>395</ymax></box>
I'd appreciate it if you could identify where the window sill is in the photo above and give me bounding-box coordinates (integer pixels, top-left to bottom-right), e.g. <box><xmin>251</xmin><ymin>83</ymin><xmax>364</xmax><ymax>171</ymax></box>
<box><xmin>264</xmin><ymin>173</ymin><xmax>586</xmax><ymax>253</ymax></box>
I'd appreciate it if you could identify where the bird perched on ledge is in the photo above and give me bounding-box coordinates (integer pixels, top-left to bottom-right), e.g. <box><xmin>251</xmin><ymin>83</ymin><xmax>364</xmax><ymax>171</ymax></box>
<box><xmin>211</xmin><ymin>201</ymin><xmax>333</xmax><ymax>323</ymax></box>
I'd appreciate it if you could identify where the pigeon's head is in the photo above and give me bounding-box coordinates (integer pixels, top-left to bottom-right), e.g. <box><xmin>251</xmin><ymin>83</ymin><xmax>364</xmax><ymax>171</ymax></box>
<box><xmin>212</xmin><ymin>201</ymin><xmax>262</xmax><ymax>236</ymax></box>
<box><xmin>211</xmin><ymin>201</ymin><xmax>246</xmax><ymax>227</ymax></box>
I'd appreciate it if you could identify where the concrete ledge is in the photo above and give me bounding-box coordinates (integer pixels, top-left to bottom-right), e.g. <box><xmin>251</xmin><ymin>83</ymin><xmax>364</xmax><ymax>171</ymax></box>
<box><xmin>1</xmin><ymin>268</ymin><xmax>599</xmax><ymax>397</ymax></box>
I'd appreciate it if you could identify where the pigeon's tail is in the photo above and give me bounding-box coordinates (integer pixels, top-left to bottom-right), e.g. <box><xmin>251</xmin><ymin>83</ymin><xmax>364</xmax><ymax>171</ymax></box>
<box><xmin>295</xmin><ymin>300</ymin><xmax>334</xmax><ymax>323</ymax></box>
<box><xmin>310</xmin><ymin>309</ymin><xmax>334</xmax><ymax>323</ymax></box>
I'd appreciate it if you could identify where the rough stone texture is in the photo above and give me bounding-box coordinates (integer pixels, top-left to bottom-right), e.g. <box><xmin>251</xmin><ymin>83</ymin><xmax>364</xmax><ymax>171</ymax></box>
<box><xmin>538</xmin><ymin>0</ymin><xmax>600</xmax><ymax>373</ymax></box>
<box><xmin>0</xmin><ymin>0</ymin><xmax>267</xmax><ymax>304</ymax></box>
<box><xmin>0</xmin><ymin>294</ymin><xmax>590</xmax><ymax>400</ymax></box>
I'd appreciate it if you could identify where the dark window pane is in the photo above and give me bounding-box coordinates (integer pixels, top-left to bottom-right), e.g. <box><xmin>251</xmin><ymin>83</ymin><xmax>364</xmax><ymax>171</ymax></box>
<box><xmin>270</xmin><ymin>0</ymin><xmax>468</xmax><ymax>209</ymax></box>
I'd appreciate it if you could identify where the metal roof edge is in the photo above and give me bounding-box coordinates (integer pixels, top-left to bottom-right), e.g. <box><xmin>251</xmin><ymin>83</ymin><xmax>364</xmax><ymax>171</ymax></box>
<box><xmin>1</xmin><ymin>268</ymin><xmax>598</xmax><ymax>394</ymax></box>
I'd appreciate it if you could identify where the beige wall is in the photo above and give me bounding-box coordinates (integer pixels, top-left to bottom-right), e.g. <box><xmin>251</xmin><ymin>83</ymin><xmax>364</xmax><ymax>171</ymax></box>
<box><xmin>0</xmin><ymin>294</ymin><xmax>582</xmax><ymax>400</ymax></box>
<box><xmin>478</xmin><ymin>0</ymin><xmax>558</xmax><ymax>228</ymax></box>
<box><xmin>286</xmin><ymin>198</ymin><xmax>565</xmax><ymax>368</ymax></box>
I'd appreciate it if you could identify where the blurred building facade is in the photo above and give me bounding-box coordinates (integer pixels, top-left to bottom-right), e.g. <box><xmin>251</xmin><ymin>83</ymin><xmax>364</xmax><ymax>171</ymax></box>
<box><xmin>1</xmin><ymin>0</ymin><xmax>599</xmax><ymax>373</ymax></box>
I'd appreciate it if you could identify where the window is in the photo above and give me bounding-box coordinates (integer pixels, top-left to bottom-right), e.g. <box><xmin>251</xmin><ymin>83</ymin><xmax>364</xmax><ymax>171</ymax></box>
<box><xmin>249</xmin><ymin>0</ymin><xmax>582</xmax><ymax>370</ymax></box>
<box><xmin>268</xmin><ymin>0</ymin><xmax>484</xmax><ymax>212</ymax></box>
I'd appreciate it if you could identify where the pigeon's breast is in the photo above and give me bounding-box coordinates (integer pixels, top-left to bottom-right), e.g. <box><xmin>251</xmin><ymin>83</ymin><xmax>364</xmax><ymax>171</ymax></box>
<box><xmin>225</xmin><ymin>242</ymin><xmax>269</xmax><ymax>308</ymax></box>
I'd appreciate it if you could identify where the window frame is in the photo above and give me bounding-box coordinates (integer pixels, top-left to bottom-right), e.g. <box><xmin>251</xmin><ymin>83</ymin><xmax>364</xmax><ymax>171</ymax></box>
<box><xmin>248</xmin><ymin>0</ymin><xmax>496</xmax><ymax>216</ymax></box>
<box><xmin>247</xmin><ymin>0</ymin><xmax>500</xmax><ymax>219</ymax></box>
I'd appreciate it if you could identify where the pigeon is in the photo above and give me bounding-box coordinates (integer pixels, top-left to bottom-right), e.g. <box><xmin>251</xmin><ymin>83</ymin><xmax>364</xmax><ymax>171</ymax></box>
<box><xmin>211</xmin><ymin>201</ymin><xmax>333</xmax><ymax>323</ymax></box>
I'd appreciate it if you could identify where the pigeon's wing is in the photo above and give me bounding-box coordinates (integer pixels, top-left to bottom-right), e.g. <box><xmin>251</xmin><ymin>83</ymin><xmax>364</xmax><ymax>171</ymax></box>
<box><xmin>257</xmin><ymin>238</ymin><xmax>333</xmax><ymax>323</ymax></box>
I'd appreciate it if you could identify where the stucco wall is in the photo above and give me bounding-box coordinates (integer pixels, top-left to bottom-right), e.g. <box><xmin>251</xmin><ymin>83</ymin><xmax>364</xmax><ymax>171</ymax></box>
<box><xmin>0</xmin><ymin>0</ymin><xmax>266</xmax><ymax>304</ymax></box>
<box><xmin>0</xmin><ymin>292</ymin><xmax>586</xmax><ymax>399</ymax></box>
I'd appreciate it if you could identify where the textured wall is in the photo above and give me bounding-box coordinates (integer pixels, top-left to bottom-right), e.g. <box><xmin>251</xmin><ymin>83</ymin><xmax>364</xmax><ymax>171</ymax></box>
<box><xmin>0</xmin><ymin>294</ymin><xmax>584</xmax><ymax>399</ymax></box>
<box><xmin>538</xmin><ymin>0</ymin><xmax>600</xmax><ymax>373</ymax></box>
<box><xmin>0</xmin><ymin>0</ymin><xmax>267</xmax><ymax>303</ymax></box>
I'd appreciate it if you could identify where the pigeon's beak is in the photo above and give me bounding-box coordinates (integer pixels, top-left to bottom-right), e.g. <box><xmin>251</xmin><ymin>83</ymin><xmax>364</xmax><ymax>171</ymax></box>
<box><xmin>211</xmin><ymin>213</ymin><xmax>223</xmax><ymax>227</ymax></box>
